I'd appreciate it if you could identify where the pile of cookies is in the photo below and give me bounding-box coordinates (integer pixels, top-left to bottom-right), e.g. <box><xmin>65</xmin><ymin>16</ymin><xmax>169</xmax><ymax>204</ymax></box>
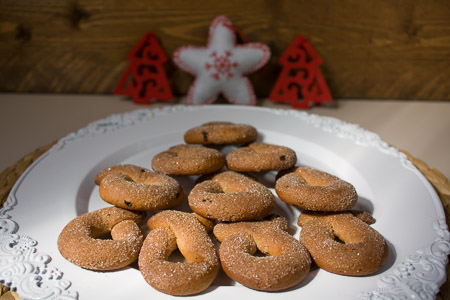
<box><xmin>57</xmin><ymin>121</ymin><xmax>388</xmax><ymax>296</ymax></box>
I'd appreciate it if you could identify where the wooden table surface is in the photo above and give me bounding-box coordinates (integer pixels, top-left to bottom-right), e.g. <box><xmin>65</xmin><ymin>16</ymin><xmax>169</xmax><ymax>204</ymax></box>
<box><xmin>0</xmin><ymin>94</ymin><xmax>449</xmax><ymax>179</ymax></box>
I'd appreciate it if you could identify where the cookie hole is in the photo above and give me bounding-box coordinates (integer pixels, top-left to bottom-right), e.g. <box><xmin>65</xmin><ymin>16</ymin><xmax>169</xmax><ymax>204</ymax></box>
<box><xmin>299</xmin><ymin>175</ymin><xmax>327</xmax><ymax>187</ymax></box>
<box><xmin>212</xmin><ymin>189</ymin><xmax>225</xmax><ymax>194</ymax></box>
<box><xmin>166</xmin><ymin>150</ymin><xmax>180</xmax><ymax>157</ymax></box>
<box><xmin>201</xmin><ymin>131</ymin><xmax>209</xmax><ymax>142</ymax></box>
<box><xmin>209</xmin><ymin>185</ymin><xmax>225</xmax><ymax>194</ymax></box>
<box><xmin>123</xmin><ymin>176</ymin><xmax>135</xmax><ymax>183</ymax></box>
<box><xmin>253</xmin><ymin>249</ymin><xmax>268</xmax><ymax>257</ymax></box>
<box><xmin>96</xmin><ymin>232</ymin><xmax>113</xmax><ymax>240</ymax></box>
<box><xmin>334</xmin><ymin>236</ymin><xmax>346</xmax><ymax>244</ymax></box>
<box><xmin>168</xmin><ymin>248</ymin><xmax>187</xmax><ymax>263</ymax></box>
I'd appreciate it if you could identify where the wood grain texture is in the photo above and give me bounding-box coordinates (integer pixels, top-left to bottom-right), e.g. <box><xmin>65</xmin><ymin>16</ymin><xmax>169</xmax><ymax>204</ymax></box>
<box><xmin>0</xmin><ymin>0</ymin><xmax>449</xmax><ymax>100</ymax></box>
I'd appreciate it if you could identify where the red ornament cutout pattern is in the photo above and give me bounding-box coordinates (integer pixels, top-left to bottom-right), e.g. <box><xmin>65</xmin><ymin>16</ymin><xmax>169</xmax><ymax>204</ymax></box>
<box><xmin>205</xmin><ymin>51</ymin><xmax>239</xmax><ymax>80</ymax></box>
<box><xmin>114</xmin><ymin>32</ymin><xmax>173</xmax><ymax>104</ymax></box>
<box><xmin>269</xmin><ymin>34</ymin><xmax>332</xmax><ymax>108</ymax></box>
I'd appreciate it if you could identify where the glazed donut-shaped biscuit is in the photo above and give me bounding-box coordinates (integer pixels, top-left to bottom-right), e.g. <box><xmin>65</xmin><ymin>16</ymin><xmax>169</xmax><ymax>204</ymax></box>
<box><xmin>138</xmin><ymin>210</ymin><xmax>219</xmax><ymax>296</ymax></box>
<box><xmin>193</xmin><ymin>212</ymin><xmax>215</xmax><ymax>233</ymax></box>
<box><xmin>298</xmin><ymin>210</ymin><xmax>376</xmax><ymax>226</ymax></box>
<box><xmin>184</xmin><ymin>121</ymin><xmax>258</xmax><ymax>145</ymax></box>
<box><xmin>188</xmin><ymin>171</ymin><xmax>276</xmax><ymax>222</ymax></box>
<box><xmin>213</xmin><ymin>215</ymin><xmax>311</xmax><ymax>291</ymax></box>
<box><xmin>151</xmin><ymin>144</ymin><xmax>224</xmax><ymax>175</ymax></box>
<box><xmin>95</xmin><ymin>164</ymin><xmax>184</xmax><ymax>211</ymax></box>
<box><xmin>275</xmin><ymin>167</ymin><xmax>358</xmax><ymax>211</ymax></box>
<box><xmin>298</xmin><ymin>211</ymin><xmax>388</xmax><ymax>276</ymax></box>
<box><xmin>57</xmin><ymin>207</ymin><xmax>144</xmax><ymax>271</ymax></box>
<box><xmin>226</xmin><ymin>142</ymin><xmax>297</xmax><ymax>172</ymax></box>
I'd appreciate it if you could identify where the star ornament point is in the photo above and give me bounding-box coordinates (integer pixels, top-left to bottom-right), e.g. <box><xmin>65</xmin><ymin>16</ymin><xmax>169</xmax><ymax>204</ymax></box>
<box><xmin>173</xmin><ymin>16</ymin><xmax>271</xmax><ymax>105</ymax></box>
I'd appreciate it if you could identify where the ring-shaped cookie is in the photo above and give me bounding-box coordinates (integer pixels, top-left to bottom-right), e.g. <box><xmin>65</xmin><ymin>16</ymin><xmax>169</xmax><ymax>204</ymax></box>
<box><xmin>226</xmin><ymin>142</ymin><xmax>297</xmax><ymax>172</ymax></box>
<box><xmin>138</xmin><ymin>210</ymin><xmax>219</xmax><ymax>296</ymax></box>
<box><xmin>57</xmin><ymin>206</ymin><xmax>144</xmax><ymax>271</ymax></box>
<box><xmin>213</xmin><ymin>215</ymin><xmax>311</xmax><ymax>291</ymax></box>
<box><xmin>151</xmin><ymin>144</ymin><xmax>224</xmax><ymax>175</ymax></box>
<box><xmin>275</xmin><ymin>166</ymin><xmax>358</xmax><ymax>211</ymax></box>
<box><xmin>184</xmin><ymin>121</ymin><xmax>258</xmax><ymax>145</ymax></box>
<box><xmin>188</xmin><ymin>171</ymin><xmax>276</xmax><ymax>222</ymax></box>
<box><xmin>298</xmin><ymin>211</ymin><xmax>388</xmax><ymax>276</ymax></box>
<box><xmin>95</xmin><ymin>164</ymin><xmax>184</xmax><ymax>211</ymax></box>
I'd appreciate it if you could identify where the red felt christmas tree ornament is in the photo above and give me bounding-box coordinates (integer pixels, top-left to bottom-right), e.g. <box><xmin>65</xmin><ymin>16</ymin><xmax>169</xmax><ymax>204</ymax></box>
<box><xmin>114</xmin><ymin>32</ymin><xmax>173</xmax><ymax>104</ymax></box>
<box><xmin>269</xmin><ymin>34</ymin><xmax>332</xmax><ymax>108</ymax></box>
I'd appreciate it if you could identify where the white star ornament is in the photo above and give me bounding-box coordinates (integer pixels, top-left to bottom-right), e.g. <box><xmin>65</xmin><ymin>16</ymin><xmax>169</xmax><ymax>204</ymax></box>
<box><xmin>173</xmin><ymin>16</ymin><xmax>271</xmax><ymax>105</ymax></box>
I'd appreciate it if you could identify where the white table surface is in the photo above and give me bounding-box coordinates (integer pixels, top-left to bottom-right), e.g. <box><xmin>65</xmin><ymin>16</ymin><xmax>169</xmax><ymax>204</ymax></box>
<box><xmin>1</xmin><ymin>93</ymin><xmax>449</xmax><ymax>179</ymax></box>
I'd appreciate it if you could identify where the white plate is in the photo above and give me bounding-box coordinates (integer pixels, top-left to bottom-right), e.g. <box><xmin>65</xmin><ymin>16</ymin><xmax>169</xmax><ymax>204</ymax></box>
<box><xmin>1</xmin><ymin>105</ymin><xmax>449</xmax><ymax>300</ymax></box>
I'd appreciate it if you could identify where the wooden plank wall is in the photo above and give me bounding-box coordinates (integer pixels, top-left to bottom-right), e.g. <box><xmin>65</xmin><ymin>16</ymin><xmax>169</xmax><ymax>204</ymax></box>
<box><xmin>1</xmin><ymin>0</ymin><xmax>449</xmax><ymax>100</ymax></box>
